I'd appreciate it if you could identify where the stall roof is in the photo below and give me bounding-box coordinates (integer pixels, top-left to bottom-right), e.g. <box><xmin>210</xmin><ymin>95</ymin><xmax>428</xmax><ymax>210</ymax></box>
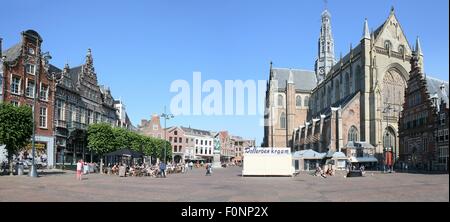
<box><xmin>331</xmin><ymin>152</ymin><xmax>347</xmax><ymax>159</ymax></box>
<box><xmin>293</xmin><ymin>149</ymin><xmax>326</xmax><ymax>159</ymax></box>
<box><xmin>345</xmin><ymin>141</ymin><xmax>375</xmax><ymax>149</ymax></box>
<box><xmin>349</xmin><ymin>156</ymin><xmax>378</xmax><ymax>163</ymax></box>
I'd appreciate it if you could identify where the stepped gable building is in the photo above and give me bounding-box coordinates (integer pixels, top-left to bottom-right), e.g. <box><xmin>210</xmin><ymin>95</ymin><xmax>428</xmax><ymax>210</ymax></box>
<box><xmin>138</xmin><ymin>114</ymin><xmax>164</xmax><ymax>139</ymax></box>
<box><xmin>399</xmin><ymin>50</ymin><xmax>449</xmax><ymax>171</ymax></box>
<box><xmin>264</xmin><ymin>7</ymin><xmax>448</xmax><ymax>168</ymax></box>
<box><xmin>1</xmin><ymin>30</ymin><xmax>56</xmax><ymax>166</ymax></box>
<box><xmin>53</xmin><ymin>49</ymin><xmax>118</xmax><ymax>164</ymax></box>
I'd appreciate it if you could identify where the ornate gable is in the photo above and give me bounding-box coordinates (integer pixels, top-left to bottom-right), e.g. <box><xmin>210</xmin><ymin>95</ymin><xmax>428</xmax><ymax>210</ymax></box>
<box><xmin>374</xmin><ymin>8</ymin><xmax>412</xmax><ymax>56</ymax></box>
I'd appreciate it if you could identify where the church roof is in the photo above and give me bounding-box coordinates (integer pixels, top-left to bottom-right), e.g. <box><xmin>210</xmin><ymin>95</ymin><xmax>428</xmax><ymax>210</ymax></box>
<box><xmin>426</xmin><ymin>75</ymin><xmax>449</xmax><ymax>108</ymax></box>
<box><xmin>271</xmin><ymin>68</ymin><xmax>316</xmax><ymax>91</ymax></box>
<box><xmin>2</xmin><ymin>43</ymin><xmax>22</xmax><ymax>63</ymax></box>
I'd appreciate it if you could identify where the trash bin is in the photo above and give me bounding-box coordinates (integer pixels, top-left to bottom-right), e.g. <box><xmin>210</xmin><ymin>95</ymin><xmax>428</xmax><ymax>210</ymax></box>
<box><xmin>17</xmin><ymin>164</ymin><xmax>24</xmax><ymax>176</ymax></box>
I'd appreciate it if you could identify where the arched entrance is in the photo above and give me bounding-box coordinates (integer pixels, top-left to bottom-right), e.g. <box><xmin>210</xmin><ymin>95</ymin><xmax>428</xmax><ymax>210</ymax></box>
<box><xmin>174</xmin><ymin>155</ymin><xmax>182</xmax><ymax>163</ymax></box>
<box><xmin>383</xmin><ymin>126</ymin><xmax>397</xmax><ymax>170</ymax></box>
<box><xmin>380</xmin><ymin>67</ymin><xmax>406</xmax><ymax>170</ymax></box>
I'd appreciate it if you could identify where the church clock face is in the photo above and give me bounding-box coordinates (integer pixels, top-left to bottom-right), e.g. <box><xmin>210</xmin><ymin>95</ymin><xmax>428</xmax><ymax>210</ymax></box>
<box><xmin>319</xmin><ymin>68</ymin><xmax>325</xmax><ymax>75</ymax></box>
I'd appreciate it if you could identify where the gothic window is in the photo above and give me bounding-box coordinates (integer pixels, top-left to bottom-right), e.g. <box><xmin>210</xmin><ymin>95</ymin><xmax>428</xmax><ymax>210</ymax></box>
<box><xmin>382</xmin><ymin>69</ymin><xmax>406</xmax><ymax>116</ymax></box>
<box><xmin>277</xmin><ymin>94</ymin><xmax>284</xmax><ymax>107</ymax></box>
<box><xmin>349</xmin><ymin>72</ymin><xmax>353</xmax><ymax>93</ymax></box>
<box><xmin>304</xmin><ymin>96</ymin><xmax>309</xmax><ymax>107</ymax></box>
<box><xmin>327</xmin><ymin>85</ymin><xmax>332</xmax><ymax>106</ymax></box>
<box><xmin>322</xmin><ymin>89</ymin><xmax>326</xmax><ymax>110</ymax></box>
<box><xmin>296</xmin><ymin>95</ymin><xmax>302</xmax><ymax>107</ymax></box>
<box><xmin>335</xmin><ymin>80</ymin><xmax>340</xmax><ymax>103</ymax></box>
<box><xmin>348</xmin><ymin>126</ymin><xmax>358</xmax><ymax>142</ymax></box>
<box><xmin>280</xmin><ymin>112</ymin><xmax>286</xmax><ymax>129</ymax></box>
<box><xmin>384</xmin><ymin>40</ymin><xmax>392</xmax><ymax>51</ymax></box>
<box><xmin>345</xmin><ymin>73</ymin><xmax>350</xmax><ymax>96</ymax></box>
<box><xmin>398</xmin><ymin>45</ymin><xmax>405</xmax><ymax>55</ymax></box>
<box><xmin>355</xmin><ymin>66</ymin><xmax>361</xmax><ymax>91</ymax></box>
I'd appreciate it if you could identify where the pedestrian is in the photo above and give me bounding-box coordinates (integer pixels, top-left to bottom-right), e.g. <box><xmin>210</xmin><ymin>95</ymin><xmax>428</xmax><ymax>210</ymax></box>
<box><xmin>76</xmin><ymin>159</ymin><xmax>83</xmax><ymax>181</ymax></box>
<box><xmin>205</xmin><ymin>163</ymin><xmax>211</xmax><ymax>176</ymax></box>
<box><xmin>159</xmin><ymin>162</ymin><xmax>166</xmax><ymax>178</ymax></box>
<box><xmin>184</xmin><ymin>162</ymin><xmax>189</xmax><ymax>173</ymax></box>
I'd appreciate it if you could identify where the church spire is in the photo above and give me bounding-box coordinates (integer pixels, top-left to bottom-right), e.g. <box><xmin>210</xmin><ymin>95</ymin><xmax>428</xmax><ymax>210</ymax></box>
<box><xmin>414</xmin><ymin>36</ymin><xmax>424</xmax><ymax>72</ymax></box>
<box><xmin>86</xmin><ymin>48</ymin><xmax>93</xmax><ymax>65</ymax></box>
<box><xmin>315</xmin><ymin>6</ymin><xmax>335</xmax><ymax>84</ymax></box>
<box><xmin>415</xmin><ymin>36</ymin><xmax>423</xmax><ymax>56</ymax></box>
<box><xmin>362</xmin><ymin>18</ymin><xmax>370</xmax><ymax>40</ymax></box>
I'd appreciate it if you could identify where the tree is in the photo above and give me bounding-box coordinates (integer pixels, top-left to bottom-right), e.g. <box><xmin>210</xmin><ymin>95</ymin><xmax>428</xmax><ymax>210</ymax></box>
<box><xmin>0</xmin><ymin>103</ymin><xmax>33</xmax><ymax>175</ymax></box>
<box><xmin>112</xmin><ymin>127</ymin><xmax>132</xmax><ymax>150</ymax></box>
<box><xmin>87</xmin><ymin>123</ymin><xmax>115</xmax><ymax>173</ymax></box>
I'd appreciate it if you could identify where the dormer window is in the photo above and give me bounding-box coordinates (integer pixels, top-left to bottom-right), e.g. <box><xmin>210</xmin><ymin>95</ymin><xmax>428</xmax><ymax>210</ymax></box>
<box><xmin>26</xmin><ymin>64</ymin><xmax>36</xmax><ymax>75</ymax></box>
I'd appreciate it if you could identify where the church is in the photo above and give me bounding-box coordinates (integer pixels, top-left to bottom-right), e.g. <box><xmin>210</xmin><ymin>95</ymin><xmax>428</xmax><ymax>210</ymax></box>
<box><xmin>263</xmin><ymin>7</ymin><xmax>449</xmax><ymax>166</ymax></box>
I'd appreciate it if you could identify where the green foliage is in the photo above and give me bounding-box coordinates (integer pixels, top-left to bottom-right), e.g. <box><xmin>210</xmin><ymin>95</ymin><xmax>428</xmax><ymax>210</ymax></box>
<box><xmin>0</xmin><ymin>103</ymin><xmax>33</xmax><ymax>160</ymax></box>
<box><xmin>87</xmin><ymin>123</ymin><xmax>115</xmax><ymax>156</ymax></box>
<box><xmin>87</xmin><ymin>123</ymin><xmax>172</xmax><ymax>161</ymax></box>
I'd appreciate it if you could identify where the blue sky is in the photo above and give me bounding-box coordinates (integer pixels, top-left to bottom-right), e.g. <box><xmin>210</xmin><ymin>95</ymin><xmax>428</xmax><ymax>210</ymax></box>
<box><xmin>1</xmin><ymin>0</ymin><xmax>448</xmax><ymax>145</ymax></box>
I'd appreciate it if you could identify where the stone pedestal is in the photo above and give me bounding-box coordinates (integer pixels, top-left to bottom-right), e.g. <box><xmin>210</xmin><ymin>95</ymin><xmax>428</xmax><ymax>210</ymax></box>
<box><xmin>212</xmin><ymin>150</ymin><xmax>221</xmax><ymax>168</ymax></box>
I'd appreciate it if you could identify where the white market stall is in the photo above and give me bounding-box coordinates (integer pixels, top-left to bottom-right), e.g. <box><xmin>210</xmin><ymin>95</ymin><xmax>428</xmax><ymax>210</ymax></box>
<box><xmin>242</xmin><ymin>147</ymin><xmax>295</xmax><ymax>176</ymax></box>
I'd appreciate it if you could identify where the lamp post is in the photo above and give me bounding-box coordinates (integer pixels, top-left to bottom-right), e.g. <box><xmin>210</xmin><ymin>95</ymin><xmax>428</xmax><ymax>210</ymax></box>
<box><xmin>161</xmin><ymin>106</ymin><xmax>174</xmax><ymax>164</ymax></box>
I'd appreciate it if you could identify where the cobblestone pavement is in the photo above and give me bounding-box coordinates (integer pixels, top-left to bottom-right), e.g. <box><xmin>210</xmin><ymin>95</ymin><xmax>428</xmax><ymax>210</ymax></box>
<box><xmin>0</xmin><ymin>167</ymin><xmax>448</xmax><ymax>202</ymax></box>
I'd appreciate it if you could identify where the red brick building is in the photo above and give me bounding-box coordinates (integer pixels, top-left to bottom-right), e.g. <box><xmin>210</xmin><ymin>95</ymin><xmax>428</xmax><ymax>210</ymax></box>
<box><xmin>399</xmin><ymin>46</ymin><xmax>449</xmax><ymax>171</ymax></box>
<box><xmin>1</xmin><ymin>30</ymin><xmax>56</xmax><ymax>166</ymax></box>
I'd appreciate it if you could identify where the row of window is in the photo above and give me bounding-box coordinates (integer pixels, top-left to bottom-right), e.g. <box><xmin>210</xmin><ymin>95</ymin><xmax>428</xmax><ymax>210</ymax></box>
<box><xmin>403</xmin><ymin>111</ymin><xmax>428</xmax><ymax>129</ymax></box>
<box><xmin>384</xmin><ymin>40</ymin><xmax>406</xmax><ymax>55</ymax></box>
<box><xmin>277</xmin><ymin>94</ymin><xmax>309</xmax><ymax>108</ymax></box>
<box><xmin>311</xmin><ymin>68</ymin><xmax>360</xmax><ymax>114</ymax></box>
<box><xmin>195</xmin><ymin>147</ymin><xmax>213</xmax><ymax>155</ymax></box>
<box><xmin>173</xmin><ymin>145</ymin><xmax>182</xmax><ymax>153</ymax></box>
<box><xmin>8</xmin><ymin>102</ymin><xmax>48</xmax><ymax>128</ymax></box>
<box><xmin>437</xmin><ymin>129</ymin><xmax>449</xmax><ymax>142</ymax></box>
<box><xmin>408</xmin><ymin>92</ymin><xmax>422</xmax><ymax>108</ymax></box>
<box><xmin>55</xmin><ymin>100</ymin><xmax>114</xmax><ymax>126</ymax></box>
<box><xmin>11</xmin><ymin>76</ymin><xmax>49</xmax><ymax>101</ymax></box>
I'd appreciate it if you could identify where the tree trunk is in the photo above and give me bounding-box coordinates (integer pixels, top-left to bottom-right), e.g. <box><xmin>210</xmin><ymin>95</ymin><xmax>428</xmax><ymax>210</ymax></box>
<box><xmin>100</xmin><ymin>157</ymin><xmax>103</xmax><ymax>174</ymax></box>
<box><xmin>73</xmin><ymin>144</ymin><xmax>76</xmax><ymax>165</ymax></box>
<box><xmin>82</xmin><ymin>145</ymin><xmax>85</xmax><ymax>161</ymax></box>
<box><xmin>90</xmin><ymin>151</ymin><xmax>93</xmax><ymax>163</ymax></box>
<box><xmin>8</xmin><ymin>154</ymin><xmax>13</xmax><ymax>176</ymax></box>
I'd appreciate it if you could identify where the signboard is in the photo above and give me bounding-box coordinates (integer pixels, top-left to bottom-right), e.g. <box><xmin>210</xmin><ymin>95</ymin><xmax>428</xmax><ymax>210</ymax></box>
<box><xmin>242</xmin><ymin>147</ymin><xmax>294</xmax><ymax>176</ymax></box>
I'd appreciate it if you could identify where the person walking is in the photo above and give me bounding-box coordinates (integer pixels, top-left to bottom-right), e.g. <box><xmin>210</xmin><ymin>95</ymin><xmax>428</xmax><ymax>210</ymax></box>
<box><xmin>184</xmin><ymin>162</ymin><xmax>189</xmax><ymax>173</ymax></box>
<box><xmin>159</xmin><ymin>162</ymin><xmax>166</xmax><ymax>178</ymax></box>
<box><xmin>76</xmin><ymin>159</ymin><xmax>83</xmax><ymax>181</ymax></box>
<box><xmin>205</xmin><ymin>163</ymin><xmax>211</xmax><ymax>176</ymax></box>
<box><xmin>189</xmin><ymin>161</ymin><xmax>193</xmax><ymax>170</ymax></box>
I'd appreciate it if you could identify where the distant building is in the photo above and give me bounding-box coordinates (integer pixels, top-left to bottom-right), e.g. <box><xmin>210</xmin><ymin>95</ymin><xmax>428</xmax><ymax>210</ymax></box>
<box><xmin>114</xmin><ymin>99</ymin><xmax>135</xmax><ymax>131</ymax></box>
<box><xmin>138</xmin><ymin>114</ymin><xmax>164</xmax><ymax>138</ymax></box>
<box><xmin>232</xmin><ymin>136</ymin><xmax>255</xmax><ymax>164</ymax></box>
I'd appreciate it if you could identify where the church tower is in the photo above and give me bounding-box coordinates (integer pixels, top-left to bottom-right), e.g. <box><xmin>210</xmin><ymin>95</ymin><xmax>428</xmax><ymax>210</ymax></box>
<box><xmin>315</xmin><ymin>8</ymin><xmax>336</xmax><ymax>84</ymax></box>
